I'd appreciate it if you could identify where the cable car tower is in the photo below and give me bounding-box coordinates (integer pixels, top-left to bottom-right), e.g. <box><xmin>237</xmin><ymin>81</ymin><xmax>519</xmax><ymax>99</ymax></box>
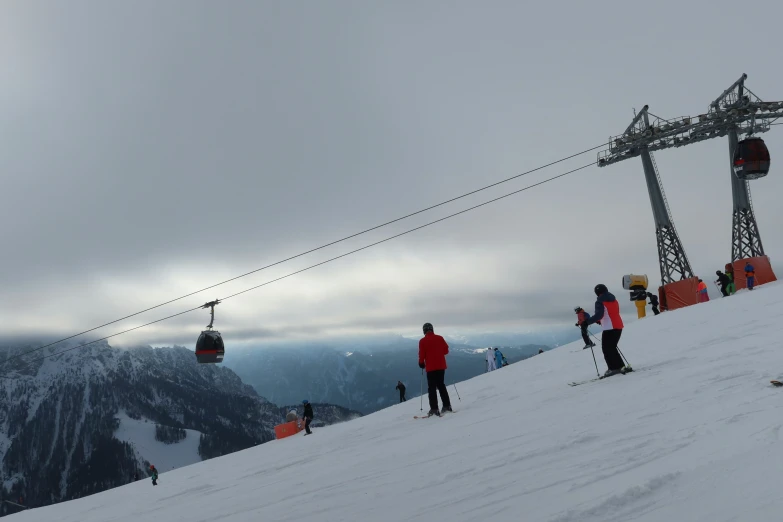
<box><xmin>711</xmin><ymin>74</ymin><xmax>768</xmax><ymax>261</ymax></box>
<box><xmin>598</xmin><ymin>74</ymin><xmax>782</xmax><ymax>309</ymax></box>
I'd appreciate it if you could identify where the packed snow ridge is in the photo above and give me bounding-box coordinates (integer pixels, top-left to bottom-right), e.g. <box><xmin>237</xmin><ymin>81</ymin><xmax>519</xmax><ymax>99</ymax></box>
<box><xmin>14</xmin><ymin>283</ymin><xmax>783</xmax><ymax>521</ymax></box>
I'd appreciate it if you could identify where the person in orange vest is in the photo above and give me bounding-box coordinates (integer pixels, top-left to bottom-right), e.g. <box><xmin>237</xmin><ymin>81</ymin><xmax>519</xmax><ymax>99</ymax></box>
<box><xmin>745</xmin><ymin>262</ymin><xmax>756</xmax><ymax>290</ymax></box>
<box><xmin>697</xmin><ymin>279</ymin><xmax>709</xmax><ymax>302</ymax></box>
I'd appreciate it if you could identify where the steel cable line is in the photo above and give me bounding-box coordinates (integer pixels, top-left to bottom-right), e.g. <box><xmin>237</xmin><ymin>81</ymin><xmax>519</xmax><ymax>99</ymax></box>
<box><xmin>0</xmin><ymin>142</ymin><xmax>607</xmax><ymax>367</ymax></box>
<box><xmin>1</xmin><ymin>160</ymin><xmax>595</xmax><ymax>373</ymax></box>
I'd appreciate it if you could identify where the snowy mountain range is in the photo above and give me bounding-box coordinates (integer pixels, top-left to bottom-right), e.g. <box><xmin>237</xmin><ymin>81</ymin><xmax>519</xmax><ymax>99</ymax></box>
<box><xmin>0</xmin><ymin>342</ymin><xmax>359</xmax><ymax>516</ymax></box>
<box><xmin>223</xmin><ymin>337</ymin><xmax>553</xmax><ymax>413</ymax></box>
<box><xmin>17</xmin><ymin>282</ymin><xmax>783</xmax><ymax>522</ymax></box>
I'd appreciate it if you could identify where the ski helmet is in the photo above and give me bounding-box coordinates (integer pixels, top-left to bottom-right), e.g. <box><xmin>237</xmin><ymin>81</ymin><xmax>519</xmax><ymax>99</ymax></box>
<box><xmin>574</xmin><ymin>306</ymin><xmax>582</xmax><ymax>312</ymax></box>
<box><xmin>594</xmin><ymin>284</ymin><xmax>608</xmax><ymax>296</ymax></box>
<box><xmin>302</xmin><ymin>399</ymin><xmax>309</xmax><ymax>404</ymax></box>
<box><xmin>422</xmin><ymin>322</ymin><xmax>433</xmax><ymax>333</ymax></box>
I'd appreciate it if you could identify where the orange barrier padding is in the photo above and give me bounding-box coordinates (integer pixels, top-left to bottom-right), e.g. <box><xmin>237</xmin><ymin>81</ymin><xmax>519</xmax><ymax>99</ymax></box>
<box><xmin>732</xmin><ymin>255</ymin><xmax>777</xmax><ymax>290</ymax></box>
<box><xmin>661</xmin><ymin>277</ymin><xmax>700</xmax><ymax>311</ymax></box>
<box><xmin>658</xmin><ymin>286</ymin><xmax>667</xmax><ymax>311</ymax></box>
<box><xmin>274</xmin><ymin>420</ymin><xmax>304</xmax><ymax>440</ymax></box>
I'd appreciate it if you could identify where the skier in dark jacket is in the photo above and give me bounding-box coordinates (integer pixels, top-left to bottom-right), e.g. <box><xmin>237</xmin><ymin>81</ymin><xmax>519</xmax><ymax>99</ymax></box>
<box><xmin>574</xmin><ymin>306</ymin><xmax>596</xmax><ymax>349</ymax></box>
<box><xmin>715</xmin><ymin>270</ymin><xmax>732</xmax><ymax>297</ymax></box>
<box><xmin>396</xmin><ymin>381</ymin><xmax>407</xmax><ymax>402</ymax></box>
<box><xmin>149</xmin><ymin>465</ymin><xmax>158</xmax><ymax>486</ymax></box>
<box><xmin>583</xmin><ymin>284</ymin><xmax>627</xmax><ymax>377</ymax></box>
<box><xmin>301</xmin><ymin>400</ymin><xmax>314</xmax><ymax>435</ymax></box>
<box><xmin>646</xmin><ymin>292</ymin><xmax>660</xmax><ymax>315</ymax></box>
<box><xmin>418</xmin><ymin>322</ymin><xmax>452</xmax><ymax>417</ymax></box>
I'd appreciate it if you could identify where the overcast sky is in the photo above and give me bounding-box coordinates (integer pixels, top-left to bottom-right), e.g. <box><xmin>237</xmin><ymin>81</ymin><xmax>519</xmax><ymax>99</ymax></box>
<box><xmin>1</xmin><ymin>0</ymin><xmax>782</xmax><ymax>349</ymax></box>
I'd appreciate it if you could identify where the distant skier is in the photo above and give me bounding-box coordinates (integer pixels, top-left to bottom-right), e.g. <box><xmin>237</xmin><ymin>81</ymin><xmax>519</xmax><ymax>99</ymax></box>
<box><xmin>745</xmin><ymin>262</ymin><xmax>756</xmax><ymax>290</ymax></box>
<box><xmin>486</xmin><ymin>346</ymin><xmax>497</xmax><ymax>372</ymax></box>
<box><xmin>583</xmin><ymin>284</ymin><xmax>626</xmax><ymax>377</ymax></box>
<box><xmin>715</xmin><ymin>270</ymin><xmax>732</xmax><ymax>297</ymax></box>
<box><xmin>494</xmin><ymin>348</ymin><xmax>504</xmax><ymax>370</ymax></box>
<box><xmin>418</xmin><ymin>322</ymin><xmax>452</xmax><ymax>416</ymax></box>
<box><xmin>574</xmin><ymin>306</ymin><xmax>596</xmax><ymax>349</ymax></box>
<box><xmin>697</xmin><ymin>279</ymin><xmax>710</xmax><ymax>302</ymax></box>
<box><xmin>301</xmin><ymin>400</ymin><xmax>314</xmax><ymax>435</ymax></box>
<box><xmin>646</xmin><ymin>292</ymin><xmax>660</xmax><ymax>315</ymax></box>
<box><xmin>538</xmin><ymin>349</ymin><xmax>544</xmax><ymax>354</ymax></box>
<box><xmin>396</xmin><ymin>380</ymin><xmax>407</xmax><ymax>402</ymax></box>
<box><xmin>149</xmin><ymin>465</ymin><xmax>158</xmax><ymax>486</ymax></box>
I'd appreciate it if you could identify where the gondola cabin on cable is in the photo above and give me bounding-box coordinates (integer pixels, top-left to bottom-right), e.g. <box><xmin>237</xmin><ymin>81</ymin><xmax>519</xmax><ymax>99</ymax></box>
<box><xmin>195</xmin><ymin>299</ymin><xmax>225</xmax><ymax>363</ymax></box>
<box><xmin>733</xmin><ymin>136</ymin><xmax>770</xmax><ymax>180</ymax></box>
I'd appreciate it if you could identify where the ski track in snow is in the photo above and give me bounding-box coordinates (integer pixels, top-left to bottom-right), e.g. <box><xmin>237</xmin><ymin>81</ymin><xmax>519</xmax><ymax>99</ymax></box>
<box><xmin>11</xmin><ymin>282</ymin><xmax>783</xmax><ymax>521</ymax></box>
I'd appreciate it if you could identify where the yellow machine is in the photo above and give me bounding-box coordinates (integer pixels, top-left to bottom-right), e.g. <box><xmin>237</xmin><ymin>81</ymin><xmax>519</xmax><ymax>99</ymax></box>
<box><xmin>623</xmin><ymin>274</ymin><xmax>649</xmax><ymax>319</ymax></box>
<box><xmin>622</xmin><ymin>274</ymin><xmax>648</xmax><ymax>291</ymax></box>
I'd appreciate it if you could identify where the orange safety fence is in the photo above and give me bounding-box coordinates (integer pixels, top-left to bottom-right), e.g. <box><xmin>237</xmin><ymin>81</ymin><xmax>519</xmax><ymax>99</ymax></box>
<box><xmin>660</xmin><ymin>277</ymin><xmax>700</xmax><ymax>311</ymax></box>
<box><xmin>732</xmin><ymin>255</ymin><xmax>776</xmax><ymax>290</ymax></box>
<box><xmin>274</xmin><ymin>419</ymin><xmax>304</xmax><ymax>440</ymax></box>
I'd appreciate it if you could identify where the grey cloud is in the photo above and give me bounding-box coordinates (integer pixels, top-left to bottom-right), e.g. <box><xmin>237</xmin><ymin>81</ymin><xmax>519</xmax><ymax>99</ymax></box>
<box><xmin>1</xmin><ymin>0</ymin><xmax>782</xmax><ymax>348</ymax></box>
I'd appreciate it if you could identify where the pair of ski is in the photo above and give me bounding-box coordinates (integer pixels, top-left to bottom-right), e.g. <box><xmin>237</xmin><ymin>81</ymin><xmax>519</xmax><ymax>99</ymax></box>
<box><xmin>413</xmin><ymin>410</ymin><xmax>456</xmax><ymax>419</ymax></box>
<box><xmin>568</xmin><ymin>367</ymin><xmax>634</xmax><ymax>387</ymax></box>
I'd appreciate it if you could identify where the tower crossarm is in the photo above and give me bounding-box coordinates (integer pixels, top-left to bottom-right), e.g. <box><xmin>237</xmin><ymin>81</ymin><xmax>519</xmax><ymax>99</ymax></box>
<box><xmin>598</xmin><ymin>100</ymin><xmax>783</xmax><ymax>167</ymax></box>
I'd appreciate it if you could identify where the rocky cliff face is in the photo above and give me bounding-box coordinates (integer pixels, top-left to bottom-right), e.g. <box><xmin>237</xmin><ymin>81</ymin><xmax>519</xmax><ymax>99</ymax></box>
<box><xmin>0</xmin><ymin>342</ymin><xmax>359</xmax><ymax>516</ymax></box>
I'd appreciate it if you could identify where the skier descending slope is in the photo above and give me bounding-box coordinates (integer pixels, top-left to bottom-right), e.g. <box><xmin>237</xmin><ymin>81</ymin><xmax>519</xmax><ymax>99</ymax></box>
<box><xmin>583</xmin><ymin>284</ymin><xmax>627</xmax><ymax>378</ymax></box>
<box><xmin>302</xmin><ymin>400</ymin><xmax>314</xmax><ymax>435</ymax></box>
<box><xmin>418</xmin><ymin>323</ymin><xmax>452</xmax><ymax>417</ymax></box>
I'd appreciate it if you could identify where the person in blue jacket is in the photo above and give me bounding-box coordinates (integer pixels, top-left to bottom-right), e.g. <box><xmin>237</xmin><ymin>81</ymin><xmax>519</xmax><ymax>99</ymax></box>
<box><xmin>745</xmin><ymin>262</ymin><xmax>756</xmax><ymax>290</ymax></box>
<box><xmin>494</xmin><ymin>348</ymin><xmax>504</xmax><ymax>370</ymax></box>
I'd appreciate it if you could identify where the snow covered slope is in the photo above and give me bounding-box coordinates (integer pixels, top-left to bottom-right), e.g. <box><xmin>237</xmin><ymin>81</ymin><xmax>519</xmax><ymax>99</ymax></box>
<box><xmin>113</xmin><ymin>412</ymin><xmax>202</xmax><ymax>473</ymax></box>
<box><xmin>13</xmin><ymin>284</ymin><xmax>783</xmax><ymax>521</ymax></box>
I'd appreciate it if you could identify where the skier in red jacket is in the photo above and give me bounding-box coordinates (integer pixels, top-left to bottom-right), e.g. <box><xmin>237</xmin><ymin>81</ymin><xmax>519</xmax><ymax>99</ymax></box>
<box><xmin>583</xmin><ymin>284</ymin><xmax>627</xmax><ymax>377</ymax></box>
<box><xmin>418</xmin><ymin>322</ymin><xmax>452</xmax><ymax>417</ymax></box>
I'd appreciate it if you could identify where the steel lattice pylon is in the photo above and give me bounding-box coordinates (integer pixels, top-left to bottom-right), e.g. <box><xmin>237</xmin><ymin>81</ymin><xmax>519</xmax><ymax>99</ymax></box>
<box><xmin>717</xmin><ymin>79</ymin><xmax>767</xmax><ymax>261</ymax></box>
<box><xmin>732</xmin><ymin>205</ymin><xmax>764</xmax><ymax>259</ymax></box>
<box><xmin>597</xmin><ymin>74</ymin><xmax>782</xmax><ymax>285</ymax></box>
<box><xmin>655</xmin><ymin>225</ymin><xmax>693</xmax><ymax>284</ymax></box>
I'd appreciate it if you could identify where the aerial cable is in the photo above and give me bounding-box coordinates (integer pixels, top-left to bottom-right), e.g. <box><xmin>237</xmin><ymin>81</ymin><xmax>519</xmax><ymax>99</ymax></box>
<box><xmin>1</xmin><ymin>160</ymin><xmax>594</xmax><ymax>372</ymax></box>
<box><xmin>0</xmin><ymin>142</ymin><xmax>606</xmax><ymax>366</ymax></box>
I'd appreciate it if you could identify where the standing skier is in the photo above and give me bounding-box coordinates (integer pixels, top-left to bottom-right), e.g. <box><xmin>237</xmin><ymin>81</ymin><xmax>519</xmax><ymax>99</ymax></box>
<box><xmin>486</xmin><ymin>346</ymin><xmax>497</xmax><ymax>372</ymax></box>
<box><xmin>396</xmin><ymin>380</ymin><xmax>407</xmax><ymax>402</ymax></box>
<box><xmin>149</xmin><ymin>465</ymin><xmax>158</xmax><ymax>486</ymax></box>
<box><xmin>494</xmin><ymin>348</ymin><xmax>504</xmax><ymax>370</ymax></box>
<box><xmin>715</xmin><ymin>270</ymin><xmax>732</xmax><ymax>297</ymax></box>
<box><xmin>418</xmin><ymin>322</ymin><xmax>452</xmax><ymax>416</ymax></box>
<box><xmin>574</xmin><ymin>306</ymin><xmax>596</xmax><ymax>348</ymax></box>
<box><xmin>697</xmin><ymin>279</ymin><xmax>710</xmax><ymax>302</ymax></box>
<box><xmin>646</xmin><ymin>292</ymin><xmax>660</xmax><ymax>315</ymax></box>
<box><xmin>301</xmin><ymin>400</ymin><xmax>314</xmax><ymax>435</ymax></box>
<box><xmin>583</xmin><ymin>284</ymin><xmax>627</xmax><ymax>377</ymax></box>
<box><xmin>745</xmin><ymin>262</ymin><xmax>756</xmax><ymax>290</ymax></box>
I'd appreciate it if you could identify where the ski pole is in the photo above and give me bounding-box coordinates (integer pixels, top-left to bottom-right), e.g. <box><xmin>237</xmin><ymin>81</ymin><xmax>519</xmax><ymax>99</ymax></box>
<box><xmin>617</xmin><ymin>347</ymin><xmax>632</xmax><ymax>369</ymax></box>
<box><xmin>588</xmin><ymin>344</ymin><xmax>600</xmax><ymax>378</ymax></box>
<box><xmin>420</xmin><ymin>368</ymin><xmax>424</xmax><ymax>411</ymax></box>
<box><xmin>453</xmin><ymin>381</ymin><xmax>461</xmax><ymax>401</ymax></box>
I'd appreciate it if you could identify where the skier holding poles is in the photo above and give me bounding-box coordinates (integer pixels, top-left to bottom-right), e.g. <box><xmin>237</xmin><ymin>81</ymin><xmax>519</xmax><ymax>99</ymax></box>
<box><xmin>582</xmin><ymin>284</ymin><xmax>628</xmax><ymax>378</ymax></box>
<box><xmin>418</xmin><ymin>322</ymin><xmax>453</xmax><ymax>417</ymax></box>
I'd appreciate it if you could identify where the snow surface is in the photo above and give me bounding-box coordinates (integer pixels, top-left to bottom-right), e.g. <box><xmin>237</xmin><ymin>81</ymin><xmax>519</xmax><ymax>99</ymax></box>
<box><xmin>113</xmin><ymin>412</ymin><xmax>202</xmax><ymax>472</ymax></box>
<box><xmin>13</xmin><ymin>283</ymin><xmax>783</xmax><ymax>521</ymax></box>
